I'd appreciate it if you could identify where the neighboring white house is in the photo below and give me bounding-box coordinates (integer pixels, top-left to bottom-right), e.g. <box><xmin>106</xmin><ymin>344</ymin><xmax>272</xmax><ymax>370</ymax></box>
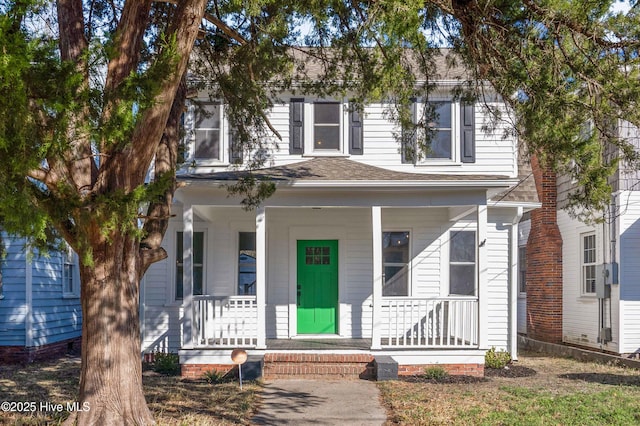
<box><xmin>518</xmin><ymin>120</ymin><xmax>640</xmax><ymax>358</ymax></box>
<box><xmin>140</xmin><ymin>51</ymin><xmax>539</xmax><ymax>378</ymax></box>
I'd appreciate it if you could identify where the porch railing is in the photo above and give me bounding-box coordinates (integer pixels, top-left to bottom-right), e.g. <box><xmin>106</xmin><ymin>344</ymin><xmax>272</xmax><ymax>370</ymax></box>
<box><xmin>379</xmin><ymin>297</ymin><xmax>478</xmax><ymax>348</ymax></box>
<box><xmin>192</xmin><ymin>295</ymin><xmax>258</xmax><ymax>348</ymax></box>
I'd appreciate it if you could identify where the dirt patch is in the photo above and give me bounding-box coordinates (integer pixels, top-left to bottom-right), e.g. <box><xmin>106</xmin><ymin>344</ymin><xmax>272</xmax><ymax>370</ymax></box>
<box><xmin>484</xmin><ymin>364</ymin><xmax>537</xmax><ymax>378</ymax></box>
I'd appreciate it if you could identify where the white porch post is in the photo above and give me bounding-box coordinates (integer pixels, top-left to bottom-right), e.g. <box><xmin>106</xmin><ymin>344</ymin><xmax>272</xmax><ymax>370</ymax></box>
<box><xmin>509</xmin><ymin>207</ymin><xmax>523</xmax><ymax>360</ymax></box>
<box><xmin>182</xmin><ymin>204</ymin><xmax>194</xmax><ymax>349</ymax></box>
<box><xmin>477</xmin><ymin>203</ymin><xmax>488</xmax><ymax>349</ymax></box>
<box><xmin>256</xmin><ymin>206</ymin><xmax>267</xmax><ymax>349</ymax></box>
<box><xmin>371</xmin><ymin>206</ymin><xmax>382</xmax><ymax>350</ymax></box>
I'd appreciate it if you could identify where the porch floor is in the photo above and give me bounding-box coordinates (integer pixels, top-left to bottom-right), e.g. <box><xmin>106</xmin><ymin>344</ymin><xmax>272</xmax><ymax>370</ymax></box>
<box><xmin>265</xmin><ymin>338</ymin><xmax>372</xmax><ymax>351</ymax></box>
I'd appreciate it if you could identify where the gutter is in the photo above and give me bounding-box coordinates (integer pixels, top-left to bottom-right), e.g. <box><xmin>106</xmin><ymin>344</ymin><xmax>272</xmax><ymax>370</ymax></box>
<box><xmin>182</xmin><ymin>178</ymin><xmax>519</xmax><ymax>190</ymax></box>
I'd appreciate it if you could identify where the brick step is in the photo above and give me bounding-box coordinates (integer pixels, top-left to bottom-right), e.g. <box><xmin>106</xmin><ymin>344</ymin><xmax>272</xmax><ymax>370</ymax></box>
<box><xmin>262</xmin><ymin>353</ymin><xmax>375</xmax><ymax>379</ymax></box>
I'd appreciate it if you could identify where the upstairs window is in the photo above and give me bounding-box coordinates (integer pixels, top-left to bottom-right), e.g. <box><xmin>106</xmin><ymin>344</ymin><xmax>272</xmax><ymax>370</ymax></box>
<box><xmin>289</xmin><ymin>99</ymin><xmax>363</xmax><ymax>156</ymax></box>
<box><xmin>402</xmin><ymin>100</ymin><xmax>475</xmax><ymax>164</ymax></box>
<box><xmin>425</xmin><ymin>102</ymin><xmax>453</xmax><ymax>159</ymax></box>
<box><xmin>449</xmin><ymin>230</ymin><xmax>476</xmax><ymax>296</ymax></box>
<box><xmin>582</xmin><ymin>233</ymin><xmax>596</xmax><ymax>294</ymax></box>
<box><xmin>314</xmin><ymin>102</ymin><xmax>341</xmax><ymax>150</ymax></box>
<box><xmin>194</xmin><ymin>103</ymin><xmax>221</xmax><ymax>160</ymax></box>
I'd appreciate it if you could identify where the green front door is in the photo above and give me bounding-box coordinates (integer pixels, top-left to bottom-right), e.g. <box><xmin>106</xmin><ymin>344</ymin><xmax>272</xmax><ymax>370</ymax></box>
<box><xmin>296</xmin><ymin>240</ymin><xmax>338</xmax><ymax>334</ymax></box>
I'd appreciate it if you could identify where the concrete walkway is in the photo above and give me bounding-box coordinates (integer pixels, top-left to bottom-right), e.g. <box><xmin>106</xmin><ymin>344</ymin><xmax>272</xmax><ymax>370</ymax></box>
<box><xmin>252</xmin><ymin>379</ymin><xmax>387</xmax><ymax>425</ymax></box>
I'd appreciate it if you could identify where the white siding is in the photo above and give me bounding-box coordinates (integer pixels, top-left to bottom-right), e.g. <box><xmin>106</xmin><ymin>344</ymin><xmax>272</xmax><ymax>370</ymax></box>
<box><xmin>558</xmin><ymin>210</ymin><xmax>613</xmax><ymax>351</ymax></box>
<box><xmin>617</xmin><ymin>191</ymin><xmax>640</xmax><ymax>354</ymax></box>
<box><xmin>485</xmin><ymin>213</ymin><xmax>514</xmax><ymax>350</ymax></box>
<box><xmin>185</xmin><ymin>98</ymin><xmax>517</xmax><ymax>178</ymax></box>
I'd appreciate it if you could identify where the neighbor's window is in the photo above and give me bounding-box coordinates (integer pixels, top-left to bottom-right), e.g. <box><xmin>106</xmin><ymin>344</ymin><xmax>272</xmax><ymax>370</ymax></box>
<box><xmin>449</xmin><ymin>231</ymin><xmax>476</xmax><ymax>296</ymax></box>
<box><xmin>518</xmin><ymin>246</ymin><xmax>527</xmax><ymax>293</ymax></box>
<box><xmin>194</xmin><ymin>103</ymin><xmax>221</xmax><ymax>160</ymax></box>
<box><xmin>582</xmin><ymin>233</ymin><xmax>596</xmax><ymax>294</ymax></box>
<box><xmin>62</xmin><ymin>247</ymin><xmax>79</xmax><ymax>297</ymax></box>
<box><xmin>382</xmin><ymin>231</ymin><xmax>410</xmax><ymax>297</ymax></box>
<box><xmin>313</xmin><ymin>102</ymin><xmax>341</xmax><ymax>150</ymax></box>
<box><xmin>238</xmin><ymin>232</ymin><xmax>256</xmax><ymax>295</ymax></box>
<box><xmin>176</xmin><ymin>231</ymin><xmax>204</xmax><ymax>300</ymax></box>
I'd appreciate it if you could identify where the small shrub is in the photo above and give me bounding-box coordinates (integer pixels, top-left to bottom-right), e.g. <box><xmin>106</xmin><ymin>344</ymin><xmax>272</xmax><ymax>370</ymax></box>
<box><xmin>203</xmin><ymin>369</ymin><xmax>231</xmax><ymax>384</ymax></box>
<box><xmin>152</xmin><ymin>352</ymin><xmax>180</xmax><ymax>376</ymax></box>
<box><xmin>423</xmin><ymin>366</ymin><xmax>448</xmax><ymax>381</ymax></box>
<box><xmin>485</xmin><ymin>347</ymin><xmax>511</xmax><ymax>369</ymax></box>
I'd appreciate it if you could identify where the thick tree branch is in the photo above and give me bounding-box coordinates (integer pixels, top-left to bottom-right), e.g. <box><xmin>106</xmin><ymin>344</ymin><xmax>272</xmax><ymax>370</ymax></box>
<box><xmin>97</xmin><ymin>0</ymin><xmax>206</xmax><ymax>195</ymax></box>
<box><xmin>204</xmin><ymin>12</ymin><xmax>247</xmax><ymax>45</ymax></box>
<box><xmin>57</xmin><ymin>0</ymin><xmax>98</xmax><ymax>195</ymax></box>
<box><xmin>140</xmin><ymin>75</ymin><xmax>186</xmax><ymax>272</ymax></box>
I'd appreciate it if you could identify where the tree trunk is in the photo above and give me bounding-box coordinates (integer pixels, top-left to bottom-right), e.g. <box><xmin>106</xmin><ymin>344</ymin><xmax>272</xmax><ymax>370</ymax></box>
<box><xmin>69</xmin><ymin>230</ymin><xmax>154</xmax><ymax>425</ymax></box>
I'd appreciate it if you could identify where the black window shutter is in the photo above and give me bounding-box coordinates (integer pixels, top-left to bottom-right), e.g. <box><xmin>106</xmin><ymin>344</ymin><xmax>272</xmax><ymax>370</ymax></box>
<box><xmin>460</xmin><ymin>102</ymin><xmax>475</xmax><ymax>163</ymax></box>
<box><xmin>349</xmin><ymin>108</ymin><xmax>363</xmax><ymax>155</ymax></box>
<box><xmin>289</xmin><ymin>98</ymin><xmax>304</xmax><ymax>154</ymax></box>
<box><xmin>401</xmin><ymin>98</ymin><xmax>418</xmax><ymax>164</ymax></box>
<box><xmin>229</xmin><ymin>129</ymin><xmax>243</xmax><ymax>164</ymax></box>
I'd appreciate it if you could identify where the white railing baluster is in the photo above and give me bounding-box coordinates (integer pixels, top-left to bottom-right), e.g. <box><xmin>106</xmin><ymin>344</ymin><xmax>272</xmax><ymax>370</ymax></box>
<box><xmin>378</xmin><ymin>297</ymin><xmax>478</xmax><ymax>349</ymax></box>
<box><xmin>192</xmin><ymin>296</ymin><xmax>258</xmax><ymax>348</ymax></box>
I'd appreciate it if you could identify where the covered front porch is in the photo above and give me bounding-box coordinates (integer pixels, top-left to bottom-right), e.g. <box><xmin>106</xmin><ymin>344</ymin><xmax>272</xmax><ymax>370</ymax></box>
<box><xmin>175</xmin><ymin>186</ymin><xmax>509</xmax><ymax>355</ymax></box>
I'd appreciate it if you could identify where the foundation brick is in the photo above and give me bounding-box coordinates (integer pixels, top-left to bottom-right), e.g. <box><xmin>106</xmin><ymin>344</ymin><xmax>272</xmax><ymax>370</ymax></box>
<box><xmin>397</xmin><ymin>363</ymin><xmax>484</xmax><ymax>377</ymax></box>
<box><xmin>0</xmin><ymin>337</ymin><xmax>81</xmax><ymax>364</ymax></box>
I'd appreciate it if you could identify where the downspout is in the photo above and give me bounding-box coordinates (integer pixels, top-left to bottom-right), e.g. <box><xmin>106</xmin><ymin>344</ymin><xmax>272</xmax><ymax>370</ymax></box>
<box><xmin>509</xmin><ymin>207</ymin><xmax>523</xmax><ymax>360</ymax></box>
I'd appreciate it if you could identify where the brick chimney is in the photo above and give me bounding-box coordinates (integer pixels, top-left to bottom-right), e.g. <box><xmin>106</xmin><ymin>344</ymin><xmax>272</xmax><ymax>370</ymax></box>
<box><xmin>526</xmin><ymin>155</ymin><xmax>563</xmax><ymax>343</ymax></box>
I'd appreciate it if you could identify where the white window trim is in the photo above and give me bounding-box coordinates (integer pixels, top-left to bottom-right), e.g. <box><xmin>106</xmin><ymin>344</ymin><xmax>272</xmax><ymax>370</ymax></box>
<box><xmin>166</xmin><ymin>226</ymin><xmax>208</xmax><ymax>305</ymax></box>
<box><xmin>581</xmin><ymin>232</ymin><xmax>597</xmax><ymax>296</ymax></box>
<box><xmin>381</xmin><ymin>228</ymin><xmax>413</xmax><ymax>298</ymax></box>
<box><xmin>61</xmin><ymin>247</ymin><xmax>80</xmax><ymax>298</ymax></box>
<box><xmin>189</xmin><ymin>102</ymin><xmax>232</xmax><ymax>166</ymax></box>
<box><xmin>443</xmin><ymin>222</ymin><xmax>478</xmax><ymax>297</ymax></box>
<box><xmin>414</xmin><ymin>98</ymin><xmax>461</xmax><ymax>165</ymax></box>
<box><xmin>303</xmin><ymin>99</ymin><xmax>350</xmax><ymax>156</ymax></box>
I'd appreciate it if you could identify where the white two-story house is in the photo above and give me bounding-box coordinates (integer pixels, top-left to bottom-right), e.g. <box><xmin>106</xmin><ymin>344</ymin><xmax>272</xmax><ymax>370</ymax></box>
<box><xmin>140</xmin><ymin>52</ymin><xmax>539</xmax><ymax>379</ymax></box>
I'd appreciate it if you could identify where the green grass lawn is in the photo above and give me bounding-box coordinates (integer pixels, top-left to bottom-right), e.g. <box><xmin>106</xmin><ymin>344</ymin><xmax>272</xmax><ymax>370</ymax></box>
<box><xmin>379</xmin><ymin>354</ymin><xmax>640</xmax><ymax>425</ymax></box>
